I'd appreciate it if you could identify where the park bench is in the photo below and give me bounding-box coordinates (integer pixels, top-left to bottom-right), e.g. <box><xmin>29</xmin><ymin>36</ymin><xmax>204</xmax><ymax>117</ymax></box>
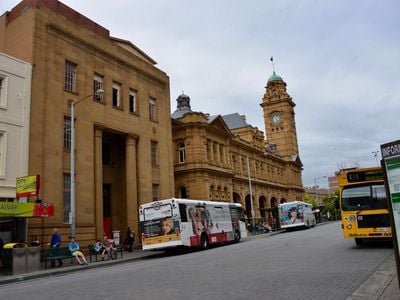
<box><xmin>88</xmin><ymin>243</ymin><xmax>123</xmax><ymax>263</ymax></box>
<box><xmin>44</xmin><ymin>247</ymin><xmax>73</xmax><ymax>269</ymax></box>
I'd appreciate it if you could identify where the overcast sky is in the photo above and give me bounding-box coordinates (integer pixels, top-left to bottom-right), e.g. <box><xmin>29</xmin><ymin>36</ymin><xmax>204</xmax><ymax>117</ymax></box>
<box><xmin>1</xmin><ymin>0</ymin><xmax>399</xmax><ymax>188</ymax></box>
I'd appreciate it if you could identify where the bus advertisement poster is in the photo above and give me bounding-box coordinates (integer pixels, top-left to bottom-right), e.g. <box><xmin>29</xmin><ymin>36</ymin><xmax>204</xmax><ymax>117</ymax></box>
<box><xmin>381</xmin><ymin>139</ymin><xmax>400</xmax><ymax>286</ymax></box>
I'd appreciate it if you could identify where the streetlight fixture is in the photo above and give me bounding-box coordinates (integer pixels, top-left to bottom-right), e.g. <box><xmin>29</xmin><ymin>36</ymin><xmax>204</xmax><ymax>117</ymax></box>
<box><xmin>70</xmin><ymin>89</ymin><xmax>104</xmax><ymax>237</ymax></box>
<box><xmin>314</xmin><ymin>175</ymin><xmax>327</xmax><ymax>205</ymax></box>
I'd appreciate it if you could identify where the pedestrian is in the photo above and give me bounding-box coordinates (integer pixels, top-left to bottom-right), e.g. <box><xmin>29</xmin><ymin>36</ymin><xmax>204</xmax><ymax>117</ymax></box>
<box><xmin>125</xmin><ymin>227</ymin><xmax>134</xmax><ymax>252</ymax></box>
<box><xmin>50</xmin><ymin>228</ymin><xmax>63</xmax><ymax>267</ymax></box>
<box><xmin>68</xmin><ymin>237</ymin><xmax>88</xmax><ymax>265</ymax></box>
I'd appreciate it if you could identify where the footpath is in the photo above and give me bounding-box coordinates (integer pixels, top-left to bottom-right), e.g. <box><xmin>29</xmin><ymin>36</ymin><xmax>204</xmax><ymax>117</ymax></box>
<box><xmin>0</xmin><ymin>228</ymin><xmax>398</xmax><ymax>299</ymax></box>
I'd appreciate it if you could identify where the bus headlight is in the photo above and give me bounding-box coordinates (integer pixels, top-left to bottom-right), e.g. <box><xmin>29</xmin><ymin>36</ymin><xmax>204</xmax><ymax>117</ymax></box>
<box><xmin>348</xmin><ymin>215</ymin><xmax>356</xmax><ymax>222</ymax></box>
<box><xmin>346</xmin><ymin>224</ymin><xmax>352</xmax><ymax>229</ymax></box>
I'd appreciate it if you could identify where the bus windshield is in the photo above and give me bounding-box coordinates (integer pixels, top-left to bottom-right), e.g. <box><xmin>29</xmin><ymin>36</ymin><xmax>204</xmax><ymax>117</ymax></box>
<box><xmin>341</xmin><ymin>184</ymin><xmax>387</xmax><ymax>211</ymax></box>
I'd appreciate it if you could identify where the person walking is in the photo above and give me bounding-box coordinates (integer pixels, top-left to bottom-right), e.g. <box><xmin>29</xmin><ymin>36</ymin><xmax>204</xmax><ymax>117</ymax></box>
<box><xmin>50</xmin><ymin>228</ymin><xmax>63</xmax><ymax>267</ymax></box>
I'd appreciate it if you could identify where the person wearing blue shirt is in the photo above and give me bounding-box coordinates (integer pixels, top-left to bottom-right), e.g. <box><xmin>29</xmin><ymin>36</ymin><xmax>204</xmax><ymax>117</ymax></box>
<box><xmin>50</xmin><ymin>228</ymin><xmax>63</xmax><ymax>267</ymax></box>
<box><xmin>68</xmin><ymin>237</ymin><xmax>88</xmax><ymax>265</ymax></box>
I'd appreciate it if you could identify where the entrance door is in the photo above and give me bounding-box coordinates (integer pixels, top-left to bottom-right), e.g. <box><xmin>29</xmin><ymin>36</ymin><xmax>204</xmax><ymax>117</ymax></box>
<box><xmin>103</xmin><ymin>184</ymin><xmax>112</xmax><ymax>238</ymax></box>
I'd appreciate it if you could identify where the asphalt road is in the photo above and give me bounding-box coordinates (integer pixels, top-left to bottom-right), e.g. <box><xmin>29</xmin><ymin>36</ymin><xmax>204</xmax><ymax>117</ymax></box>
<box><xmin>0</xmin><ymin>222</ymin><xmax>393</xmax><ymax>300</ymax></box>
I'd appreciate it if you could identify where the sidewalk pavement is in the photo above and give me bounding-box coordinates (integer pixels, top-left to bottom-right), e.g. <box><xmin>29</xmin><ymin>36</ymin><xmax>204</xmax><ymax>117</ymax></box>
<box><xmin>0</xmin><ymin>249</ymin><xmax>163</xmax><ymax>286</ymax></box>
<box><xmin>347</xmin><ymin>254</ymin><xmax>399</xmax><ymax>300</ymax></box>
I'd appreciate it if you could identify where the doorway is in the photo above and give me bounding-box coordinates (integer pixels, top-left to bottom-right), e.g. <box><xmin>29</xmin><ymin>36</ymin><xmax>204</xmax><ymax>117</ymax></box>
<box><xmin>103</xmin><ymin>184</ymin><xmax>112</xmax><ymax>238</ymax></box>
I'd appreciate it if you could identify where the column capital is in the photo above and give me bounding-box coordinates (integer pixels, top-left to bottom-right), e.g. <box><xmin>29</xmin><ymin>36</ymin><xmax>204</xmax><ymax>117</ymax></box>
<box><xmin>126</xmin><ymin>134</ymin><xmax>138</xmax><ymax>146</ymax></box>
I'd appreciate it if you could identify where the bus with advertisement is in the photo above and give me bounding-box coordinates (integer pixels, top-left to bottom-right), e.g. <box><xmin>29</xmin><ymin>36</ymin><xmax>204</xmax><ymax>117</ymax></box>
<box><xmin>139</xmin><ymin>198</ymin><xmax>247</xmax><ymax>251</ymax></box>
<box><xmin>338</xmin><ymin>167</ymin><xmax>392</xmax><ymax>245</ymax></box>
<box><xmin>278</xmin><ymin>201</ymin><xmax>316</xmax><ymax>230</ymax></box>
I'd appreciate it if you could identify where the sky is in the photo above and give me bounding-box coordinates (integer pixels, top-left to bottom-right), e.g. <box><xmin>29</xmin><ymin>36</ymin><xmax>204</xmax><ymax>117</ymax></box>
<box><xmin>1</xmin><ymin>0</ymin><xmax>399</xmax><ymax>188</ymax></box>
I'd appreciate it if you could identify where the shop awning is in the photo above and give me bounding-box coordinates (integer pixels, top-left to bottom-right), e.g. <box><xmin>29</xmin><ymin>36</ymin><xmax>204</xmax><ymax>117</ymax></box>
<box><xmin>0</xmin><ymin>202</ymin><xmax>54</xmax><ymax>217</ymax></box>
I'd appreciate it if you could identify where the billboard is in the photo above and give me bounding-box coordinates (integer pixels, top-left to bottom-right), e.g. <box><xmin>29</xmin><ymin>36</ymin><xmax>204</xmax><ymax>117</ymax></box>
<box><xmin>16</xmin><ymin>175</ymin><xmax>40</xmax><ymax>198</ymax></box>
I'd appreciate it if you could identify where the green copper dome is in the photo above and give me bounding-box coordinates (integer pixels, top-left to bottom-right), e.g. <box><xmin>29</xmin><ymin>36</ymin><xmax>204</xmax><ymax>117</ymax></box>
<box><xmin>268</xmin><ymin>71</ymin><xmax>283</xmax><ymax>83</ymax></box>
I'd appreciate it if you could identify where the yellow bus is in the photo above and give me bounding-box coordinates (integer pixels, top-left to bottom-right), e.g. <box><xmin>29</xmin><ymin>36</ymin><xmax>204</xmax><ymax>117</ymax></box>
<box><xmin>338</xmin><ymin>167</ymin><xmax>392</xmax><ymax>246</ymax></box>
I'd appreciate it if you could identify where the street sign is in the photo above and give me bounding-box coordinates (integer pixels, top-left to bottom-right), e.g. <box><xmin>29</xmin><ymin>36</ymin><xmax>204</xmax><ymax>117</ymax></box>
<box><xmin>381</xmin><ymin>139</ymin><xmax>400</xmax><ymax>286</ymax></box>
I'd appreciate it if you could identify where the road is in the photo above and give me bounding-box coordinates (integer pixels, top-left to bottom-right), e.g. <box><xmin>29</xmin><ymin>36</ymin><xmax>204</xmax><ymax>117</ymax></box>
<box><xmin>0</xmin><ymin>222</ymin><xmax>393</xmax><ymax>300</ymax></box>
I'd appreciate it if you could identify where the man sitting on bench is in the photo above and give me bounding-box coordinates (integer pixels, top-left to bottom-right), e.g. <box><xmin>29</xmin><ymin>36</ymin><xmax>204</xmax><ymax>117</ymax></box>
<box><xmin>68</xmin><ymin>237</ymin><xmax>89</xmax><ymax>265</ymax></box>
<box><xmin>101</xmin><ymin>235</ymin><xmax>114</xmax><ymax>261</ymax></box>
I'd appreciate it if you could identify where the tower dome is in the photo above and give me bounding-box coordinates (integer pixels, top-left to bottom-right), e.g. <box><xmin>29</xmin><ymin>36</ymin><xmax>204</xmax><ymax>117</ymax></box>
<box><xmin>267</xmin><ymin>71</ymin><xmax>283</xmax><ymax>83</ymax></box>
<box><xmin>172</xmin><ymin>92</ymin><xmax>193</xmax><ymax>119</ymax></box>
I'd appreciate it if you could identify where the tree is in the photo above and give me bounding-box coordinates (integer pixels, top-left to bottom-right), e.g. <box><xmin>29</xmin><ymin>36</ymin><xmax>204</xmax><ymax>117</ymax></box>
<box><xmin>304</xmin><ymin>193</ymin><xmax>317</xmax><ymax>208</ymax></box>
<box><xmin>323</xmin><ymin>190</ymin><xmax>340</xmax><ymax>220</ymax></box>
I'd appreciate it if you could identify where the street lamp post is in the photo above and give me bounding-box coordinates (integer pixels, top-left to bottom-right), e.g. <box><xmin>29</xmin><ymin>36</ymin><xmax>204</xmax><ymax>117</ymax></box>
<box><xmin>70</xmin><ymin>89</ymin><xmax>104</xmax><ymax>237</ymax></box>
<box><xmin>314</xmin><ymin>176</ymin><xmax>327</xmax><ymax>206</ymax></box>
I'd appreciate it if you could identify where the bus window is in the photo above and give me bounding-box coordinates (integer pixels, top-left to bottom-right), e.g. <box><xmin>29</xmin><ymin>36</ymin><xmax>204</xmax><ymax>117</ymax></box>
<box><xmin>342</xmin><ymin>184</ymin><xmax>387</xmax><ymax>211</ymax></box>
<box><xmin>237</xmin><ymin>207</ymin><xmax>245</xmax><ymax>222</ymax></box>
<box><xmin>179</xmin><ymin>204</ymin><xmax>187</xmax><ymax>222</ymax></box>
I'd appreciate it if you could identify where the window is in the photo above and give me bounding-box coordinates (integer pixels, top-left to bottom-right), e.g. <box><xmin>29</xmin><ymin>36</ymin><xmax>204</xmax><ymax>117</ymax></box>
<box><xmin>0</xmin><ymin>75</ymin><xmax>8</xmax><ymax>108</ymax></box>
<box><xmin>152</xmin><ymin>184</ymin><xmax>159</xmax><ymax>202</ymax></box>
<box><xmin>178</xmin><ymin>143</ymin><xmax>185</xmax><ymax>163</ymax></box>
<box><xmin>151</xmin><ymin>141</ymin><xmax>158</xmax><ymax>167</ymax></box>
<box><xmin>149</xmin><ymin>98</ymin><xmax>156</xmax><ymax>121</ymax></box>
<box><xmin>63</xmin><ymin>173</ymin><xmax>71</xmax><ymax>223</ymax></box>
<box><xmin>93</xmin><ymin>73</ymin><xmax>103</xmax><ymax>101</ymax></box>
<box><xmin>129</xmin><ymin>89</ymin><xmax>137</xmax><ymax>113</ymax></box>
<box><xmin>0</xmin><ymin>132</ymin><xmax>6</xmax><ymax>176</ymax></box>
<box><xmin>63</xmin><ymin>117</ymin><xmax>71</xmax><ymax>149</ymax></box>
<box><xmin>64</xmin><ymin>60</ymin><xmax>77</xmax><ymax>92</ymax></box>
<box><xmin>112</xmin><ymin>81</ymin><xmax>121</xmax><ymax>108</ymax></box>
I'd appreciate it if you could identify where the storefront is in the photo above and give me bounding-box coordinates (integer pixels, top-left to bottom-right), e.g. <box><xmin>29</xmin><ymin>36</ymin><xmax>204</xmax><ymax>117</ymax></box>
<box><xmin>0</xmin><ymin>202</ymin><xmax>54</xmax><ymax>244</ymax></box>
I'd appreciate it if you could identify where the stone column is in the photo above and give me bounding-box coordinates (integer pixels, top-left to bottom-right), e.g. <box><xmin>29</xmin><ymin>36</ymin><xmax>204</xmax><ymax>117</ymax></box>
<box><xmin>126</xmin><ymin>135</ymin><xmax>138</xmax><ymax>235</ymax></box>
<box><xmin>210</xmin><ymin>140</ymin><xmax>215</xmax><ymax>163</ymax></box>
<box><xmin>94</xmin><ymin>127</ymin><xmax>103</xmax><ymax>240</ymax></box>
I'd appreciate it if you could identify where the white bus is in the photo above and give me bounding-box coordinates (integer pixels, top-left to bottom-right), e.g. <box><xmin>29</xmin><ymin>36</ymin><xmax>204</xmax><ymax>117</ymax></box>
<box><xmin>139</xmin><ymin>198</ymin><xmax>247</xmax><ymax>251</ymax></box>
<box><xmin>278</xmin><ymin>201</ymin><xmax>316</xmax><ymax>230</ymax></box>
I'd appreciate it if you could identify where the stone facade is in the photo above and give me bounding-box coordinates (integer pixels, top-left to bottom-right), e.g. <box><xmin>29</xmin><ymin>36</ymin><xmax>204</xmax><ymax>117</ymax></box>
<box><xmin>171</xmin><ymin>72</ymin><xmax>304</xmax><ymax>222</ymax></box>
<box><xmin>0</xmin><ymin>53</ymin><xmax>32</xmax><ymax>200</ymax></box>
<box><xmin>0</xmin><ymin>0</ymin><xmax>174</xmax><ymax>245</ymax></box>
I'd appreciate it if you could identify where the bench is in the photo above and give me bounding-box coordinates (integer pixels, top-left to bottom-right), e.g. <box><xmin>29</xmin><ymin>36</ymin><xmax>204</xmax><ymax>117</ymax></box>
<box><xmin>44</xmin><ymin>247</ymin><xmax>73</xmax><ymax>269</ymax></box>
<box><xmin>88</xmin><ymin>244</ymin><xmax>123</xmax><ymax>263</ymax></box>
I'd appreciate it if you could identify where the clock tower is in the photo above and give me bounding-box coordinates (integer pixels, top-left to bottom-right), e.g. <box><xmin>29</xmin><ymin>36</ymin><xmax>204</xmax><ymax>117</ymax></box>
<box><xmin>260</xmin><ymin>72</ymin><xmax>300</xmax><ymax>159</ymax></box>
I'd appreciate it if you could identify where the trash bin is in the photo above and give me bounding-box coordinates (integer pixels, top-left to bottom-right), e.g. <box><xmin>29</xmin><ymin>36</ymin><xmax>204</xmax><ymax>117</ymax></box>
<box><xmin>2</xmin><ymin>243</ymin><xmax>27</xmax><ymax>275</ymax></box>
<box><xmin>26</xmin><ymin>246</ymin><xmax>40</xmax><ymax>273</ymax></box>
<box><xmin>112</xmin><ymin>230</ymin><xmax>120</xmax><ymax>245</ymax></box>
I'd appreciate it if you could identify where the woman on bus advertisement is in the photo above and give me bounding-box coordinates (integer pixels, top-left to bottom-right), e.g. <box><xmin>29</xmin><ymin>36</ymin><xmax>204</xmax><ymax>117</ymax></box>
<box><xmin>189</xmin><ymin>207</ymin><xmax>214</xmax><ymax>236</ymax></box>
<box><xmin>288</xmin><ymin>207</ymin><xmax>303</xmax><ymax>224</ymax></box>
<box><xmin>280</xmin><ymin>206</ymin><xmax>303</xmax><ymax>225</ymax></box>
<box><xmin>160</xmin><ymin>218</ymin><xmax>174</xmax><ymax>235</ymax></box>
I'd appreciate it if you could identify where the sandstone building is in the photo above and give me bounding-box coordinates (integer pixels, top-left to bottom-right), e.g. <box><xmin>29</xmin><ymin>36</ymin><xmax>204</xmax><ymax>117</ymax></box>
<box><xmin>0</xmin><ymin>0</ymin><xmax>174</xmax><ymax>244</ymax></box>
<box><xmin>171</xmin><ymin>72</ymin><xmax>304</xmax><ymax>223</ymax></box>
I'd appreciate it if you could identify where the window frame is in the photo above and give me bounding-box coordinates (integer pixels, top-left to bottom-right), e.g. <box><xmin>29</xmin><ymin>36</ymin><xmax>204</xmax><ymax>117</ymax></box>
<box><xmin>0</xmin><ymin>75</ymin><xmax>8</xmax><ymax>108</ymax></box>
<box><xmin>63</xmin><ymin>117</ymin><xmax>71</xmax><ymax>150</ymax></box>
<box><xmin>129</xmin><ymin>89</ymin><xmax>137</xmax><ymax>113</ymax></box>
<box><xmin>178</xmin><ymin>143</ymin><xmax>186</xmax><ymax>163</ymax></box>
<box><xmin>149</xmin><ymin>97</ymin><xmax>157</xmax><ymax>121</ymax></box>
<box><xmin>93</xmin><ymin>73</ymin><xmax>104</xmax><ymax>102</ymax></box>
<box><xmin>64</xmin><ymin>60</ymin><xmax>77</xmax><ymax>93</ymax></box>
<box><xmin>151</xmin><ymin>140</ymin><xmax>158</xmax><ymax>167</ymax></box>
<box><xmin>112</xmin><ymin>81</ymin><xmax>121</xmax><ymax>108</ymax></box>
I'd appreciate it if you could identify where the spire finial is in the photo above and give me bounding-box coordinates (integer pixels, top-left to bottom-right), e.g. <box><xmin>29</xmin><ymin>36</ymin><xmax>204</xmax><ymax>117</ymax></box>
<box><xmin>270</xmin><ymin>56</ymin><xmax>276</xmax><ymax>75</ymax></box>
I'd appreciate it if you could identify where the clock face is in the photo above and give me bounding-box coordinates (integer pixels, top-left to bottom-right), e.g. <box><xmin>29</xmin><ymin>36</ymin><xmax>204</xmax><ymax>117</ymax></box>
<box><xmin>272</xmin><ymin>114</ymin><xmax>281</xmax><ymax>125</ymax></box>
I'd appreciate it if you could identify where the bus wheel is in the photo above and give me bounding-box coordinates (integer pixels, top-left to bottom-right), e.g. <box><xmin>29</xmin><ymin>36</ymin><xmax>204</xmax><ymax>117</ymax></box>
<box><xmin>234</xmin><ymin>230</ymin><xmax>241</xmax><ymax>243</ymax></box>
<box><xmin>200</xmin><ymin>234</ymin><xmax>208</xmax><ymax>250</ymax></box>
<box><xmin>355</xmin><ymin>238</ymin><xmax>364</xmax><ymax>246</ymax></box>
